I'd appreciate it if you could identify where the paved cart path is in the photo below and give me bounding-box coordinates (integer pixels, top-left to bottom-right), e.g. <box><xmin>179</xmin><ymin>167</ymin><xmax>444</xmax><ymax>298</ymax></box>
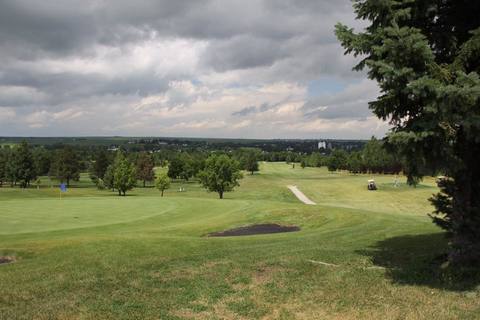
<box><xmin>287</xmin><ymin>185</ymin><xmax>316</xmax><ymax>205</ymax></box>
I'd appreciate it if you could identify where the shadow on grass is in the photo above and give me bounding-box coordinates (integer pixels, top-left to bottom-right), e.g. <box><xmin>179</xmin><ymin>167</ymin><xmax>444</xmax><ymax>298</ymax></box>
<box><xmin>357</xmin><ymin>232</ymin><xmax>480</xmax><ymax>292</ymax></box>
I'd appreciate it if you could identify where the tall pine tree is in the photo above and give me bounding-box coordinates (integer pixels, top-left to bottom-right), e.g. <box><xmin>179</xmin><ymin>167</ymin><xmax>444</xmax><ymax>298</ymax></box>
<box><xmin>336</xmin><ymin>0</ymin><xmax>480</xmax><ymax>264</ymax></box>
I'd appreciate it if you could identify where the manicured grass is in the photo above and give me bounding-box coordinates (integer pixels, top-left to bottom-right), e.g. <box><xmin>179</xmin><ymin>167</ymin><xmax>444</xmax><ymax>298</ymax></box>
<box><xmin>0</xmin><ymin>163</ymin><xmax>479</xmax><ymax>319</ymax></box>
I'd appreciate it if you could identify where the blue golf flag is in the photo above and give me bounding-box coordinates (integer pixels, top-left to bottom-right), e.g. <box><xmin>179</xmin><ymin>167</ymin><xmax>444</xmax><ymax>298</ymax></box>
<box><xmin>60</xmin><ymin>183</ymin><xmax>67</xmax><ymax>192</ymax></box>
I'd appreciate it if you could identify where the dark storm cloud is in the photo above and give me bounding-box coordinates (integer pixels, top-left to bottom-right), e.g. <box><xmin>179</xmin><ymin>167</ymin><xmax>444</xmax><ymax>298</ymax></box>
<box><xmin>0</xmin><ymin>66</ymin><xmax>172</xmax><ymax>106</ymax></box>
<box><xmin>231</xmin><ymin>101</ymin><xmax>288</xmax><ymax>117</ymax></box>
<box><xmin>232</xmin><ymin>106</ymin><xmax>257</xmax><ymax>117</ymax></box>
<box><xmin>0</xmin><ymin>0</ymin><xmax>380</xmax><ymax>137</ymax></box>
<box><xmin>0</xmin><ymin>0</ymin><xmax>358</xmax><ymax>66</ymax></box>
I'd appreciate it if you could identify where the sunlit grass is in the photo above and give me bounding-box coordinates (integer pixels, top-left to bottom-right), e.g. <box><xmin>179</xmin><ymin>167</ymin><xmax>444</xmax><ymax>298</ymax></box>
<box><xmin>0</xmin><ymin>162</ymin><xmax>478</xmax><ymax>319</ymax></box>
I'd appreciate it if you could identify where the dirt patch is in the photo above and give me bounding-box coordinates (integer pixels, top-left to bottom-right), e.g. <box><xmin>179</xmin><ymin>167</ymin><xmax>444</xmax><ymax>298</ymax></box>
<box><xmin>0</xmin><ymin>256</ymin><xmax>15</xmax><ymax>265</ymax></box>
<box><xmin>208</xmin><ymin>223</ymin><xmax>300</xmax><ymax>237</ymax></box>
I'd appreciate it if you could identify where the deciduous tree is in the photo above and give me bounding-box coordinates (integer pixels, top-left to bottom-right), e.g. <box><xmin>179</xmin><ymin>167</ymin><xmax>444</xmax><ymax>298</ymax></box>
<box><xmin>167</xmin><ymin>157</ymin><xmax>184</xmax><ymax>180</ymax></box>
<box><xmin>0</xmin><ymin>148</ymin><xmax>6</xmax><ymax>187</ymax></box>
<box><xmin>113</xmin><ymin>153</ymin><xmax>136</xmax><ymax>196</ymax></box>
<box><xmin>93</xmin><ymin>150</ymin><xmax>110</xmax><ymax>180</ymax></box>
<box><xmin>15</xmin><ymin>141</ymin><xmax>36</xmax><ymax>188</ymax></box>
<box><xmin>155</xmin><ymin>173</ymin><xmax>171</xmax><ymax>197</ymax></box>
<box><xmin>103</xmin><ymin>164</ymin><xmax>115</xmax><ymax>191</ymax></box>
<box><xmin>136</xmin><ymin>152</ymin><xmax>155</xmax><ymax>187</ymax></box>
<box><xmin>244</xmin><ymin>150</ymin><xmax>259</xmax><ymax>175</ymax></box>
<box><xmin>198</xmin><ymin>154</ymin><xmax>243</xmax><ymax>199</ymax></box>
<box><xmin>327</xmin><ymin>149</ymin><xmax>348</xmax><ymax>172</ymax></box>
<box><xmin>51</xmin><ymin>146</ymin><xmax>80</xmax><ymax>187</ymax></box>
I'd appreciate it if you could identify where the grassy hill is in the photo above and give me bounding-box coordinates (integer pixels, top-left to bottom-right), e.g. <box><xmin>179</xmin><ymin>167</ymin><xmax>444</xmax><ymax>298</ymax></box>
<box><xmin>0</xmin><ymin>163</ymin><xmax>478</xmax><ymax>319</ymax></box>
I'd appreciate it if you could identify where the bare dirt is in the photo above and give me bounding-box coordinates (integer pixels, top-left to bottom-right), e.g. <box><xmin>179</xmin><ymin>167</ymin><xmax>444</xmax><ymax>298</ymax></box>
<box><xmin>208</xmin><ymin>223</ymin><xmax>300</xmax><ymax>237</ymax></box>
<box><xmin>0</xmin><ymin>256</ymin><xmax>15</xmax><ymax>265</ymax></box>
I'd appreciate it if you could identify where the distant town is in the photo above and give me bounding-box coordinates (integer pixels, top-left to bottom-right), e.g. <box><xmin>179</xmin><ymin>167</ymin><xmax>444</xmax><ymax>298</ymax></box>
<box><xmin>0</xmin><ymin>136</ymin><xmax>366</xmax><ymax>155</ymax></box>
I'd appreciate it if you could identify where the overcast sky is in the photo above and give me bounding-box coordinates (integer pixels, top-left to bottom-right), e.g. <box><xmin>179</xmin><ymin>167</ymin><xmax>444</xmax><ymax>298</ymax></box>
<box><xmin>0</xmin><ymin>0</ymin><xmax>388</xmax><ymax>139</ymax></box>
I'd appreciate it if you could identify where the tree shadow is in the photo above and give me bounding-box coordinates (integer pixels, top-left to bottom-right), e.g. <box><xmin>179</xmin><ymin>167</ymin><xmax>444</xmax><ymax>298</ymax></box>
<box><xmin>357</xmin><ymin>232</ymin><xmax>480</xmax><ymax>292</ymax></box>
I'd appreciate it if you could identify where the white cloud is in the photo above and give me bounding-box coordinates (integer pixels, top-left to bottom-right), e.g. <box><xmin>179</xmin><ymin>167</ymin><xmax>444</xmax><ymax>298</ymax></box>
<box><xmin>0</xmin><ymin>107</ymin><xmax>16</xmax><ymax>122</ymax></box>
<box><xmin>0</xmin><ymin>0</ymin><xmax>387</xmax><ymax>138</ymax></box>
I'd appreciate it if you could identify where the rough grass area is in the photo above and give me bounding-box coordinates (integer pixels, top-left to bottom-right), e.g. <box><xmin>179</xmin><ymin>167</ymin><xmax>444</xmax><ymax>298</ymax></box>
<box><xmin>0</xmin><ymin>163</ymin><xmax>479</xmax><ymax>319</ymax></box>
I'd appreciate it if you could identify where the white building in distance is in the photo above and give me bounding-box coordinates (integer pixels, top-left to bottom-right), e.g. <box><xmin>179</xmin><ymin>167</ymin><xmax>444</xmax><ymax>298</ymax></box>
<box><xmin>318</xmin><ymin>141</ymin><xmax>327</xmax><ymax>149</ymax></box>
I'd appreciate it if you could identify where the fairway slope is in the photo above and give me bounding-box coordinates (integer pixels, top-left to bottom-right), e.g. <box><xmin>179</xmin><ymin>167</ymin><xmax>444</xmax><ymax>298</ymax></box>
<box><xmin>1</xmin><ymin>163</ymin><xmax>479</xmax><ymax>319</ymax></box>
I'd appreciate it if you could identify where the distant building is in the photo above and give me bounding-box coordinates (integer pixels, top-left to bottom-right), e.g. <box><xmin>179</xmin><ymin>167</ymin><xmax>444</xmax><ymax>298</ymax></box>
<box><xmin>318</xmin><ymin>141</ymin><xmax>327</xmax><ymax>149</ymax></box>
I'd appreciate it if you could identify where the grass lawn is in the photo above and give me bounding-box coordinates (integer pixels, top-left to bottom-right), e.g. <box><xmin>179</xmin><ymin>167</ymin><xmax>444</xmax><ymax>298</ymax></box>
<box><xmin>0</xmin><ymin>162</ymin><xmax>479</xmax><ymax>319</ymax></box>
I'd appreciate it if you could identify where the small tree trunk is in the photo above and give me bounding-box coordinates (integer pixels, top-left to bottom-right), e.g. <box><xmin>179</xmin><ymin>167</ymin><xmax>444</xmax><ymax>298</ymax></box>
<box><xmin>219</xmin><ymin>191</ymin><xmax>223</xmax><ymax>199</ymax></box>
<box><xmin>118</xmin><ymin>189</ymin><xmax>121</xmax><ymax>196</ymax></box>
<box><xmin>143</xmin><ymin>180</ymin><xmax>146</xmax><ymax>188</ymax></box>
<box><xmin>161</xmin><ymin>190</ymin><xmax>164</xmax><ymax>197</ymax></box>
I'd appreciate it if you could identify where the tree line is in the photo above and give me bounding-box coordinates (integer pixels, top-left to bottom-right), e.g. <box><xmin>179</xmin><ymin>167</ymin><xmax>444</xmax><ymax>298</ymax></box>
<box><xmin>299</xmin><ymin>137</ymin><xmax>403</xmax><ymax>174</ymax></box>
<box><xmin>0</xmin><ymin>141</ymin><xmax>255</xmax><ymax>198</ymax></box>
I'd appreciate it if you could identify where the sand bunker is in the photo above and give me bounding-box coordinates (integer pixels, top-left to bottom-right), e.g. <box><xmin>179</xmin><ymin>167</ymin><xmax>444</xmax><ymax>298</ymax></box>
<box><xmin>208</xmin><ymin>223</ymin><xmax>300</xmax><ymax>237</ymax></box>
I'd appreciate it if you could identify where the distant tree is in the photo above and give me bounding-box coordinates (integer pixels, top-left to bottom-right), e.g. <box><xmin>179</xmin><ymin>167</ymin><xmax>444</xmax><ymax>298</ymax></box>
<box><xmin>0</xmin><ymin>148</ymin><xmax>6</xmax><ymax>187</ymax></box>
<box><xmin>93</xmin><ymin>150</ymin><xmax>110</xmax><ymax>180</ymax></box>
<box><xmin>362</xmin><ymin>137</ymin><xmax>383</xmax><ymax>173</ymax></box>
<box><xmin>96</xmin><ymin>178</ymin><xmax>105</xmax><ymax>190</ymax></box>
<box><xmin>88</xmin><ymin>163</ymin><xmax>99</xmax><ymax>186</ymax></box>
<box><xmin>327</xmin><ymin>149</ymin><xmax>348</xmax><ymax>172</ymax></box>
<box><xmin>136</xmin><ymin>152</ymin><xmax>155</xmax><ymax>187</ymax></box>
<box><xmin>198</xmin><ymin>154</ymin><xmax>243</xmax><ymax>199</ymax></box>
<box><xmin>285</xmin><ymin>153</ymin><xmax>294</xmax><ymax>164</ymax></box>
<box><xmin>361</xmin><ymin>137</ymin><xmax>402</xmax><ymax>174</ymax></box>
<box><xmin>300</xmin><ymin>158</ymin><xmax>306</xmax><ymax>169</ymax></box>
<box><xmin>167</xmin><ymin>157</ymin><xmax>184</xmax><ymax>180</ymax></box>
<box><xmin>113</xmin><ymin>153</ymin><xmax>136</xmax><ymax>196</ymax></box>
<box><xmin>15</xmin><ymin>140</ymin><xmax>36</xmax><ymax>188</ymax></box>
<box><xmin>234</xmin><ymin>148</ymin><xmax>260</xmax><ymax>175</ymax></box>
<box><xmin>307</xmin><ymin>153</ymin><xmax>325</xmax><ymax>167</ymax></box>
<box><xmin>103</xmin><ymin>164</ymin><xmax>115</xmax><ymax>191</ymax></box>
<box><xmin>52</xmin><ymin>146</ymin><xmax>80</xmax><ymax>187</ymax></box>
<box><xmin>336</xmin><ymin>0</ymin><xmax>480</xmax><ymax>263</ymax></box>
<box><xmin>4</xmin><ymin>148</ymin><xmax>18</xmax><ymax>186</ymax></box>
<box><xmin>190</xmin><ymin>154</ymin><xmax>206</xmax><ymax>177</ymax></box>
<box><xmin>155</xmin><ymin>173</ymin><xmax>171</xmax><ymax>197</ymax></box>
<box><xmin>33</xmin><ymin>147</ymin><xmax>51</xmax><ymax>176</ymax></box>
<box><xmin>179</xmin><ymin>154</ymin><xmax>194</xmax><ymax>181</ymax></box>
<box><xmin>347</xmin><ymin>151</ymin><xmax>363</xmax><ymax>174</ymax></box>
<box><xmin>244</xmin><ymin>150</ymin><xmax>259</xmax><ymax>175</ymax></box>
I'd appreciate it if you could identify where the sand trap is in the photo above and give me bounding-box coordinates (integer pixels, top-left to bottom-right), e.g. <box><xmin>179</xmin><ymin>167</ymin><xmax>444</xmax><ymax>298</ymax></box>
<box><xmin>287</xmin><ymin>185</ymin><xmax>316</xmax><ymax>205</ymax></box>
<box><xmin>208</xmin><ymin>223</ymin><xmax>300</xmax><ymax>237</ymax></box>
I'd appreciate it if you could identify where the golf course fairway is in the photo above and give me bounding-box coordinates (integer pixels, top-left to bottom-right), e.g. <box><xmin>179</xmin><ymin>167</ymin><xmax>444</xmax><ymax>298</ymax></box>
<box><xmin>1</xmin><ymin>163</ymin><xmax>479</xmax><ymax>319</ymax></box>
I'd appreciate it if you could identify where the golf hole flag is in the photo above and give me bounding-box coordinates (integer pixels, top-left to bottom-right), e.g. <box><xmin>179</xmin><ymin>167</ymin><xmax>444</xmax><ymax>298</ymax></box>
<box><xmin>60</xmin><ymin>183</ymin><xmax>67</xmax><ymax>193</ymax></box>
